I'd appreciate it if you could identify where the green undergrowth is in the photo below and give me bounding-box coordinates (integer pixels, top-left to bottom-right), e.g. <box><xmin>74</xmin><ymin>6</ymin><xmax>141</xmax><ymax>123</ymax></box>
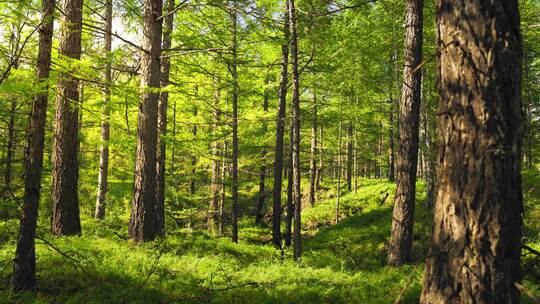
<box><xmin>0</xmin><ymin>176</ymin><xmax>539</xmax><ymax>303</ymax></box>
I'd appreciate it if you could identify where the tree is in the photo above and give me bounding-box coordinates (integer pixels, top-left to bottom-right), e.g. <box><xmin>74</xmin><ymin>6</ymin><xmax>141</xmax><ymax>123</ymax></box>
<box><xmin>230</xmin><ymin>0</ymin><xmax>239</xmax><ymax>243</ymax></box>
<box><xmin>272</xmin><ymin>3</ymin><xmax>289</xmax><ymax>249</ymax></box>
<box><xmin>51</xmin><ymin>0</ymin><xmax>84</xmax><ymax>236</ymax></box>
<box><xmin>421</xmin><ymin>0</ymin><xmax>523</xmax><ymax>302</ymax></box>
<box><xmin>129</xmin><ymin>0</ymin><xmax>163</xmax><ymax>242</ymax></box>
<box><xmin>95</xmin><ymin>0</ymin><xmax>113</xmax><ymax>220</ymax></box>
<box><xmin>10</xmin><ymin>0</ymin><xmax>55</xmax><ymax>291</ymax></box>
<box><xmin>387</xmin><ymin>0</ymin><xmax>423</xmax><ymax>266</ymax></box>
<box><xmin>288</xmin><ymin>0</ymin><xmax>301</xmax><ymax>262</ymax></box>
<box><xmin>308</xmin><ymin>92</ymin><xmax>317</xmax><ymax>207</ymax></box>
<box><xmin>155</xmin><ymin>0</ymin><xmax>175</xmax><ymax>237</ymax></box>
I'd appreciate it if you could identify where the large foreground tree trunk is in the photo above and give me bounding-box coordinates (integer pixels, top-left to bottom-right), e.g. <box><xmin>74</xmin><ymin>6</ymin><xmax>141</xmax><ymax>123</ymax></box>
<box><xmin>421</xmin><ymin>0</ymin><xmax>523</xmax><ymax>302</ymax></box>
<box><xmin>10</xmin><ymin>0</ymin><xmax>55</xmax><ymax>291</ymax></box>
<box><xmin>387</xmin><ymin>0</ymin><xmax>423</xmax><ymax>266</ymax></box>
<box><xmin>51</xmin><ymin>0</ymin><xmax>84</xmax><ymax>236</ymax></box>
<box><xmin>272</xmin><ymin>6</ymin><xmax>289</xmax><ymax>248</ymax></box>
<box><xmin>129</xmin><ymin>0</ymin><xmax>163</xmax><ymax>242</ymax></box>
<box><xmin>155</xmin><ymin>0</ymin><xmax>174</xmax><ymax>237</ymax></box>
<box><xmin>95</xmin><ymin>0</ymin><xmax>113</xmax><ymax>219</ymax></box>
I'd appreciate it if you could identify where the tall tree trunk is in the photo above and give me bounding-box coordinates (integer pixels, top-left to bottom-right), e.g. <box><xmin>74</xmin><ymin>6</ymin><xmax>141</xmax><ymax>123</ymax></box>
<box><xmin>230</xmin><ymin>4</ymin><xmax>239</xmax><ymax>243</ymax></box>
<box><xmin>308</xmin><ymin>93</ymin><xmax>317</xmax><ymax>207</ymax></box>
<box><xmin>284</xmin><ymin>125</ymin><xmax>293</xmax><ymax>247</ymax></box>
<box><xmin>272</xmin><ymin>5</ymin><xmax>289</xmax><ymax>248</ymax></box>
<box><xmin>95</xmin><ymin>0</ymin><xmax>113</xmax><ymax>220</ymax></box>
<box><xmin>219</xmin><ymin>140</ymin><xmax>228</xmax><ymax>236</ymax></box>
<box><xmin>255</xmin><ymin>77</ymin><xmax>270</xmax><ymax>224</ymax></box>
<box><xmin>155</xmin><ymin>0</ymin><xmax>174</xmax><ymax>237</ymax></box>
<box><xmin>353</xmin><ymin>125</ymin><xmax>358</xmax><ymax>193</ymax></box>
<box><xmin>51</xmin><ymin>0</ymin><xmax>84</xmax><ymax>236</ymax></box>
<box><xmin>336</xmin><ymin>108</ymin><xmax>342</xmax><ymax>223</ymax></box>
<box><xmin>421</xmin><ymin>0</ymin><xmax>523</xmax><ymax>302</ymax></box>
<box><xmin>346</xmin><ymin>122</ymin><xmax>353</xmax><ymax>191</ymax></box>
<box><xmin>10</xmin><ymin>0</ymin><xmax>55</xmax><ymax>291</ymax></box>
<box><xmin>129</xmin><ymin>0</ymin><xmax>163</xmax><ymax>242</ymax></box>
<box><xmin>316</xmin><ymin>123</ymin><xmax>323</xmax><ymax>190</ymax></box>
<box><xmin>387</xmin><ymin>0</ymin><xmax>423</xmax><ymax>266</ymax></box>
<box><xmin>289</xmin><ymin>0</ymin><xmax>301</xmax><ymax>262</ymax></box>
<box><xmin>209</xmin><ymin>80</ymin><xmax>221</xmax><ymax>233</ymax></box>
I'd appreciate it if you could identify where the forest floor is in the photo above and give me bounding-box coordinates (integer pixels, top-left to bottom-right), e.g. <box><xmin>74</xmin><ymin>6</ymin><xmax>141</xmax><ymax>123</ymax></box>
<box><xmin>1</xmin><ymin>174</ymin><xmax>539</xmax><ymax>304</ymax></box>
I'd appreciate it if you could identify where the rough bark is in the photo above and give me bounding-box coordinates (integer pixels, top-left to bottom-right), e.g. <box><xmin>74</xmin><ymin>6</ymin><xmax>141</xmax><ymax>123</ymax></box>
<box><xmin>387</xmin><ymin>0</ymin><xmax>423</xmax><ymax>266</ymax></box>
<box><xmin>289</xmin><ymin>0</ymin><xmax>301</xmax><ymax>262</ymax></box>
<box><xmin>10</xmin><ymin>0</ymin><xmax>55</xmax><ymax>291</ymax></box>
<box><xmin>421</xmin><ymin>0</ymin><xmax>523</xmax><ymax>302</ymax></box>
<box><xmin>95</xmin><ymin>0</ymin><xmax>113</xmax><ymax>220</ymax></box>
<box><xmin>51</xmin><ymin>0</ymin><xmax>84</xmax><ymax>236</ymax></box>
<box><xmin>129</xmin><ymin>0</ymin><xmax>163</xmax><ymax>242</ymax></box>
<box><xmin>272</xmin><ymin>6</ymin><xmax>289</xmax><ymax>248</ymax></box>
<box><xmin>155</xmin><ymin>0</ymin><xmax>174</xmax><ymax>237</ymax></box>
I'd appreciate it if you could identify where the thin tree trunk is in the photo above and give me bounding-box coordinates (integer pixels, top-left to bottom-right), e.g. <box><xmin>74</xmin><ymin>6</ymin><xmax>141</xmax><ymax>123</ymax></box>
<box><xmin>421</xmin><ymin>0</ymin><xmax>522</xmax><ymax>302</ymax></box>
<box><xmin>128</xmin><ymin>0</ymin><xmax>163</xmax><ymax>242</ymax></box>
<box><xmin>255</xmin><ymin>77</ymin><xmax>269</xmax><ymax>224</ymax></box>
<box><xmin>346</xmin><ymin>122</ymin><xmax>353</xmax><ymax>191</ymax></box>
<box><xmin>230</xmin><ymin>4</ymin><xmax>239</xmax><ymax>243</ymax></box>
<box><xmin>353</xmin><ymin>125</ymin><xmax>358</xmax><ymax>193</ymax></box>
<box><xmin>289</xmin><ymin>0</ymin><xmax>301</xmax><ymax>262</ymax></box>
<box><xmin>284</xmin><ymin>125</ymin><xmax>293</xmax><ymax>247</ymax></box>
<box><xmin>170</xmin><ymin>98</ymin><xmax>176</xmax><ymax>172</ymax></box>
<box><xmin>51</xmin><ymin>0</ymin><xmax>84</xmax><ymax>236</ymax></box>
<box><xmin>272</xmin><ymin>5</ymin><xmax>289</xmax><ymax>248</ymax></box>
<box><xmin>95</xmin><ymin>0</ymin><xmax>113</xmax><ymax>220</ymax></box>
<box><xmin>155</xmin><ymin>0</ymin><xmax>174</xmax><ymax>237</ymax></box>
<box><xmin>209</xmin><ymin>80</ymin><xmax>221</xmax><ymax>233</ymax></box>
<box><xmin>316</xmin><ymin>123</ymin><xmax>323</xmax><ymax>189</ymax></box>
<box><xmin>308</xmin><ymin>93</ymin><xmax>317</xmax><ymax>207</ymax></box>
<box><xmin>387</xmin><ymin>0</ymin><xmax>423</xmax><ymax>266</ymax></box>
<box><xmin>219</xmin><ymin>140</ymin><xmax>228</xmax><ymax>236</ymax></box>
<box><xmin>10</xmin><ymin>0</ymin><xmax>55</xmax><ymax>291</ymax></box>
<box><xmin>336</xmin><ymin>108</ymin><xmax>342</xmax><ymax>223</ymax></box>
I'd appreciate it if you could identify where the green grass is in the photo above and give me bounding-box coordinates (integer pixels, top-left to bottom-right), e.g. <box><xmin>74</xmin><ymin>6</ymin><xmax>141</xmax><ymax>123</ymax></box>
<box><xmin>0</xmin><ymin>176</ymin><xmax>539</xmax><ymax>303</ymax></box>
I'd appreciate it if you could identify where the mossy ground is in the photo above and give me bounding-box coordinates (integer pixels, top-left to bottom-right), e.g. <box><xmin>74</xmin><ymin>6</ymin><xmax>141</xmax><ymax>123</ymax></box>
<box><xmin>1</xmin><ymin>174</ymin><xmax>539</xmax><ymax>303</ymax></box>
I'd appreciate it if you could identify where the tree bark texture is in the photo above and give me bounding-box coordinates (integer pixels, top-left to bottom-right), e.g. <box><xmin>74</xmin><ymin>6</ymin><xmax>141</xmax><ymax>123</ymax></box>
<box><xmin>129</xmin><ymin>0</ymin><xmax>163</xmax><ymax>242</ymax></box>
<box><xmin>10</xmin><ymin>0</ymin><xmax>55</xmax><ymax>291</ymax></box>
<box><xmin>387</xmin><ymin>0</ymin><xmax>423</xmax><ymax>266</ymax></box>
<box><xmin>272</xmin><ymin>7</ymin><xmax>289</xmax><ymax>248</ymax></box>
<box><xmin>51</xmin><ymin>0</ymin><xmax>84</xmax><ymax>236</ymax></box>
<box><xmin>421</xmin><ymin>1</ymin><xmax>523</xmax><ymax>302</ymax></box>
<box><xmin>155</xmin><ymin>0</ymin><xmax>174</xmax><ymax>237</ymax></box>
<box><xmin>289</xmin><ymin>0</ymin><xmax>301</xmax><ymax>262</ymax></box>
